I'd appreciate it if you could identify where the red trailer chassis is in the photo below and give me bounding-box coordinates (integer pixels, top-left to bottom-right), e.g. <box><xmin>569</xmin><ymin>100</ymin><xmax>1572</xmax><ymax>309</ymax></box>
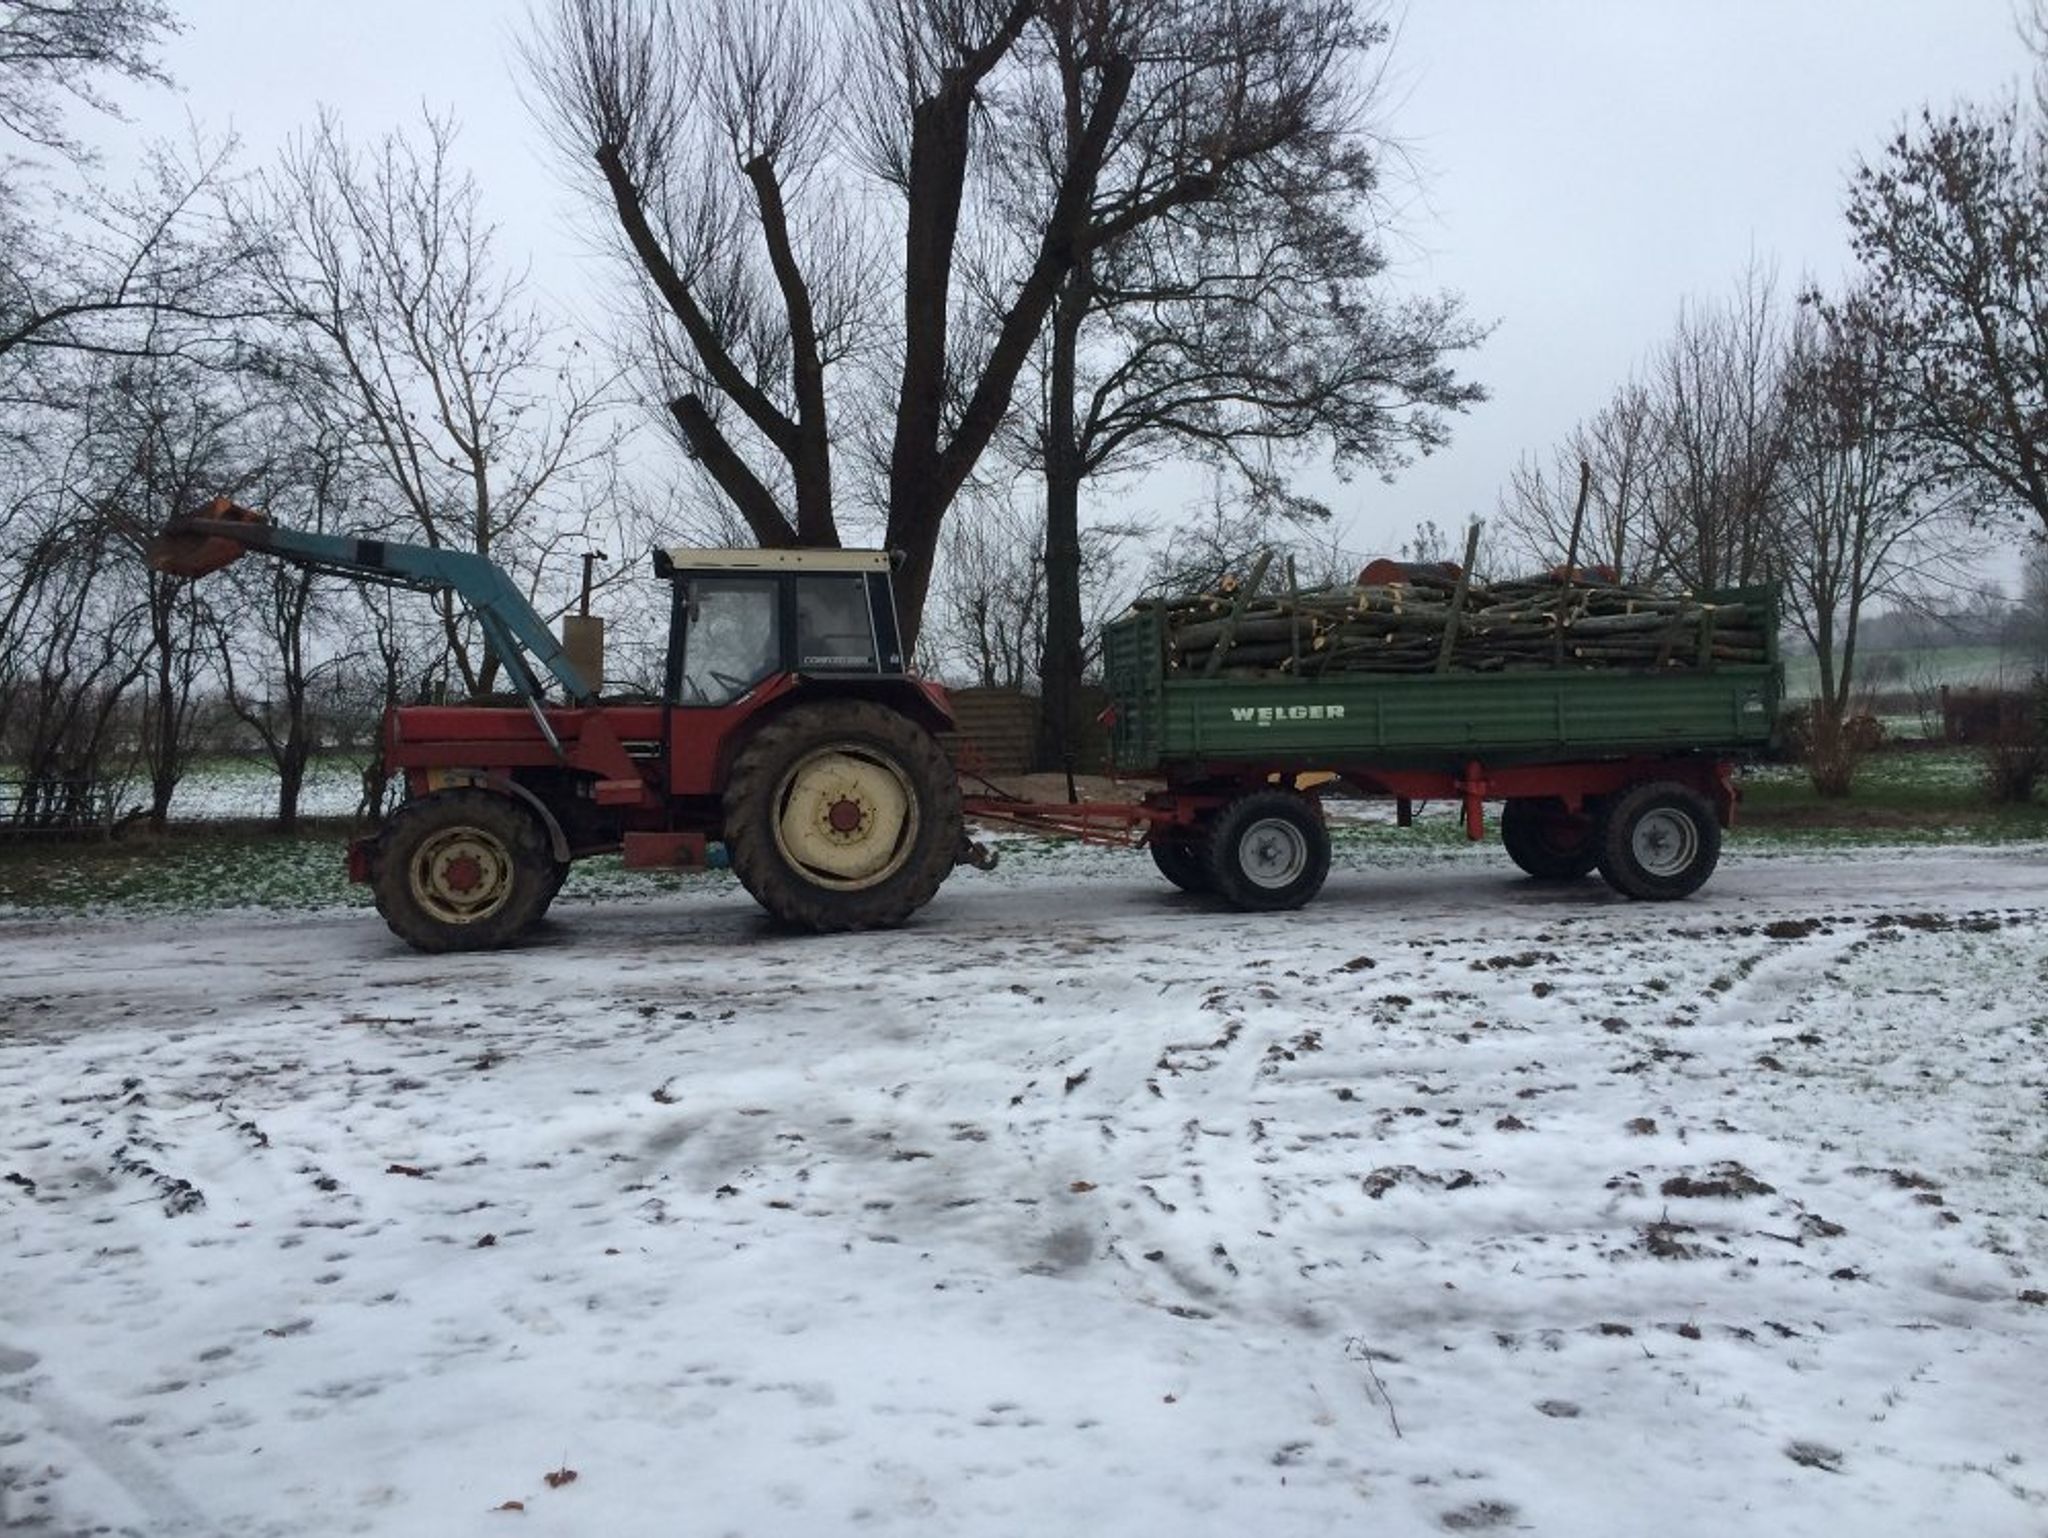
<box><xmin>961</xmin><ymin>753</ymin><xmax>1737</xmax><ymax>846</ymax></box>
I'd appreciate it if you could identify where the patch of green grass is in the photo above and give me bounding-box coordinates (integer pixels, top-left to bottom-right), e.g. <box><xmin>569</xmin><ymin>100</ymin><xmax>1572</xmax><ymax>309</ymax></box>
<box><xmin>0</xmin><ymin>825</ymin><xmax>745</xmax><ymax>918</ymax></box>
<box><xmin>1732</xmin><ymin>747</ymin><xmax>2048</xmax><ymax>845</ymax></box>
<box><xmin>0</xmin><ymin>827</ymin><xmax>369</xmax><ymax>915</ymax></box>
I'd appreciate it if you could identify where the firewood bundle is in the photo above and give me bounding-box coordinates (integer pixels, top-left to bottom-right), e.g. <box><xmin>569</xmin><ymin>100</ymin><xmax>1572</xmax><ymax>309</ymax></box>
<box><xmin>1136</xmin><ymin>552</ymin><xmax>1770</xmax><ymax>678</ymax></box>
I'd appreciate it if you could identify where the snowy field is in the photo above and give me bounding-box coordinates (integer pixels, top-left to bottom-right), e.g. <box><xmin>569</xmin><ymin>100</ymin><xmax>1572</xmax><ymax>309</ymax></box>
<box><xmin>3</xmin><ymin>844</ymin><xmax>2047</xmax><ymax>1537</ymax></box>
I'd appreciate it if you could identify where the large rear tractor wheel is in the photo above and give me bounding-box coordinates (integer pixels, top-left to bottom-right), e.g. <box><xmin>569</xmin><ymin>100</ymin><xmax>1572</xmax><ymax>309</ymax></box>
<box><xmin>723</xmin><ymin>700</ymin><xmax>963</xmax><ymax>932</ymax></box>
<box><xmin>1595</xmin><ymin>781</ymin><xmax>1721</xmax><ymax>900</ymax></box>
<box><xmin>1205</xmin><ymin>791</ymin><xmax>1331</xmax><ymax>912</ymax></box>
<box><xmin>1500</xmin><ymin>797</ymin><xmax>1599</xmax><ymax>881</ymax></box>
<box><xmin>371</xmin><ymin>790</ymin><xmax>557</xmax><ymax>952</ymax></box>
<box><xmin>1148</xmin><ymin>825</ymin><xmax>1215</xmax><ymax>894</ymax></box>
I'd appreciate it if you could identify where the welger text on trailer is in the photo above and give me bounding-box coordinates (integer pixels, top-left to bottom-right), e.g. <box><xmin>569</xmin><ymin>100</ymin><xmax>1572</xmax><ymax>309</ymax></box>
<box><xmin>1227</xmin><ymin>704</ymin><xmax>1348</xmax><ymax>725</ymax></box>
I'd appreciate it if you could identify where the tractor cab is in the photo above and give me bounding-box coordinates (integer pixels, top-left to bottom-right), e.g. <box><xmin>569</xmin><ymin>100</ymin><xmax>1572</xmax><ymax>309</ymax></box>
<box><xmin>653</xmin><ymin>547</ymin><xmax>910</xmax><ymax>708</ymax></box>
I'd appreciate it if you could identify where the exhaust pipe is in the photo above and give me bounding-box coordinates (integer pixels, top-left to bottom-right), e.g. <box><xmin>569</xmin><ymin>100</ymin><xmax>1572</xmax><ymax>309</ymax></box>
<box><xmin>560</xmin><ymin>549</ymin><xmax>607</xmax><ymax>696</ymax></box>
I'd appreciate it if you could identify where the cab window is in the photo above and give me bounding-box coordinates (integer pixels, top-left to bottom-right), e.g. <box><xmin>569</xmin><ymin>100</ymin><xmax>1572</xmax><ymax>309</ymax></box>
<box><xmin>795</xmin><ymin>575</ymin><xmax>877</xmax><ymax>672</ymax></box>
<box><xmin>678</xmin><ymin>578</ymin><xmax>779</xmax><ymax>705</ymax></box>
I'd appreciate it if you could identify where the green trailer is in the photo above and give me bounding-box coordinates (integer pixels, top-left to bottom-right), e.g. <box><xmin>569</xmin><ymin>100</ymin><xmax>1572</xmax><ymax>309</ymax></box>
<box><xmin>966</xmin><ymin>584</ymin><xmax>1782</xmax><ymax>910</ymax></box>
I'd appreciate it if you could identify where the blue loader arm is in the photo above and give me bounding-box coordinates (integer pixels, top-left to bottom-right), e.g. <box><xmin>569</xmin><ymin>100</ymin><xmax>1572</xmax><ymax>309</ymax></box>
<box><xmin>149</xmin><ymin>501</ymin><xmax>597</xmax><ymax>708</ymax></box>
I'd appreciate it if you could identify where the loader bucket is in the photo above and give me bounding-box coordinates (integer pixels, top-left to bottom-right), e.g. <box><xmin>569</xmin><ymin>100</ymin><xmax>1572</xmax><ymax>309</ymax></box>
<box><xmin>147</xmin><ymin>497</ymin><xmax>269</xmax><ymax>577</ymax></box>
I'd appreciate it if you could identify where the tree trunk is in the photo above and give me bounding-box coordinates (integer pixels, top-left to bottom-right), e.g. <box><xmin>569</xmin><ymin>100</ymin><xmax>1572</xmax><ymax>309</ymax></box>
<box><xmin>1036</xmin><ymin>256</ymin><xmax>1092</xmax><ymax>774</ymax></box>
<box><xmin>276</xmin><ymin>719</ymin><xmax>309</xmax><ymax>834</ymax></box>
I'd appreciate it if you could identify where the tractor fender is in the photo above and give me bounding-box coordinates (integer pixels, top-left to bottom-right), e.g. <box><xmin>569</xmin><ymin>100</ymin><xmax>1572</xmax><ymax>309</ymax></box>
<box><xmin>712</xmin><ymin>677</ymin><xmax>956</xmax><ymax>789</ymax></box>
<box><xmin>427</xmin><ymin>770</ymin><xmax>574</xmax><ymax>864</ymax></box>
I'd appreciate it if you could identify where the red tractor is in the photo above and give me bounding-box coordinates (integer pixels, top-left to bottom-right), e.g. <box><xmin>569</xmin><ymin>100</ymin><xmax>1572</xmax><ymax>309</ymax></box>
<box><xmin>152</xmin><ymin>502</ymin><xmax>973</xmax><ymax>952</ymax></box>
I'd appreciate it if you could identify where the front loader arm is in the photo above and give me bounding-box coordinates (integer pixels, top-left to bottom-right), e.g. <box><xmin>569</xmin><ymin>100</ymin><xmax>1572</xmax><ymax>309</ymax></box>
<box><xmin>150</xmin><ymin>498</ymin><xmax>597</xmax><ymax>708</ymax></box>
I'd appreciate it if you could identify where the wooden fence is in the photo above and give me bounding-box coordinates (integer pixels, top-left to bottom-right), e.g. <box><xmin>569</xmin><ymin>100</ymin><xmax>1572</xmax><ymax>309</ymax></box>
<box><xmin>938</xmin><ymin>687</ymin><xmax>1109</xmax><ymax>777</ymax></box>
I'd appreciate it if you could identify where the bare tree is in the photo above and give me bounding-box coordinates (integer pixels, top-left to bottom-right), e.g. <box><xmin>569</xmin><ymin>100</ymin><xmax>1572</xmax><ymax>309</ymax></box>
<box><xmin>211</xmin><ymin>392</ymin><xmax>363</xmax><ymax>830</ymax></box>
<box><xmin>1</xmin><ymin>128</ymin><xmax>263</xmax><ymax>400</ymax></box>
<box><xmin>1775</xmin><ymin>293</ymin><xmax>1973</xmax><ymax>791</ymax></box>
<box><xmin>1646</xmin><ymin>261</ymin><xmax>1788</xmax><ymax>589</ymax></box>
<box><xmin>1138</xmin><ymin>472</ymin><xmax>1359</xmax><ymax>596</ymax></box>
<box><xmin>1497</xmin><ymin>380</ymin><xmax>1659</xmax><ymax>580</ymax></box>
<box><xmin>2</xmin><ymin>2</ymin><xmax>258</xmax><ymax>384</ymax></box>
<box><xmin>922</xmin><ymin>480</ymin><xmax>1138</xmax><ymax>689</ymax></box>
<box><xmin>256</xmin><ymin>110</ymin><xmax>622</xmax><ymax>696</ymax></box>
<box><xmin>0</xmin><ymin>0</ymin><xmax>176</xmax><ymax>157</ymax></box>
<box><xmin>1506</xmin><ymin>265</ymin><xmax>1789</xmax><ymax>595</ymax></box>
<box><xmin>1842</xmin><ymin>104</ymin><xmax>2048</xmax><ymax>540</ymax></box>
<box><xmin>925</xmin><ymin>490</ymin><xmax>1048</xmax><ymax>689</ymax></box>
<box><xmin>89</xmin><ymin>342</ymin><xmax>271</xmax><ymax>827</ymax></box>
<box><xmin>530</xmin><ymin>0</ymin><xmax>1375</xmax><ymax>649</ymax></box>
<box><xmin>1012</xmin><ymin>0</ymin><xmax>1484</xmax><ymax>764</ymax></box>
<box><xmin>0</xmin><ymin>375</ymin><xmax>156</xmax><ymax>826</ymax></box>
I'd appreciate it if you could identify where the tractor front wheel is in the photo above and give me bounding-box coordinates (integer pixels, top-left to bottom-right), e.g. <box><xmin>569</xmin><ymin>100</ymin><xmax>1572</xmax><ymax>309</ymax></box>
<box><xmin>371</xmin><ymin>790</ymin><xmax>556</xmax><ymax>952</ymax></box>
<box><xmin>723</xmin><ymin>700</ymin><xmax>963</xmax><ymax>931</ymax></box>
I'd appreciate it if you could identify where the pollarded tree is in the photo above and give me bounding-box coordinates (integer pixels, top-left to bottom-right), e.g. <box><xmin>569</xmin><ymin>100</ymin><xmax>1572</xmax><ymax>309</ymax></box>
<box><xmin>1843</xmin><ymin>104</ymin><xmax>2048</xmax><ymax>539</ymax></box>
<box><xmin>528</xmin><ymin>0</ymin><xmax>1114</xmax><ymax>642</ymax></box>
<box><xmin>529</xmin><ymin>0</ymin><xmax>1431</xmax><ymax>651</ymax></box>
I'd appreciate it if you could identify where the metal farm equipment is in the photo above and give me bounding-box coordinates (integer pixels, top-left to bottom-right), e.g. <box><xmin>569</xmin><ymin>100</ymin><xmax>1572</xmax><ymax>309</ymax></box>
<box><xmin>152</xmin><ymin>500</ymin><xmax>972</xmax><ymax>952</ymax></box>
<box><xmin>153</xmin><ymin>500</ymin><xmax>1782</xmax><ymax>953</ymax></box>
<box><xmin>961</xmin><ymin>578</ymin><xmax>1782</xmax><ymax>909</ymax></box>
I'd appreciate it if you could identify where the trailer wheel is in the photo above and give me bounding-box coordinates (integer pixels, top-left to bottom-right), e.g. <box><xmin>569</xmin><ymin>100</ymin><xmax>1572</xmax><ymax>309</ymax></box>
<box><xmin>372</xmin><ymin>790</ymin><xmax>556</xmax><ymax>952</ymax></box>
<box><xmin>723</xmin><ymin>700</ymin><xmax>962</xmax><ymax>931</ymax></box>
<box><xmin>1595</xmin><ymin>781</ymin><xmax>1721</xmax><ymax>900</ymax></box>
<box><xmin>1148</xmin><ymin>828</ymin><xmax>1215</xmax><ymax>894</ymax></box>
<box><xmin>1206</xmin><ymin>791</ymin><xmax>1330</xmax><ymax>911</ymax></box>
<box><xmin>1500</xmin><ymin>797</ymin><xmax>1599</xmax><ymax>881</ymax></box>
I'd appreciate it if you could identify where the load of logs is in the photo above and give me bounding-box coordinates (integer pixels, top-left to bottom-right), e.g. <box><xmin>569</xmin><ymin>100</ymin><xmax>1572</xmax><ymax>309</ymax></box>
<box><xmin>1138</xmin><ymin>552</ymin><xmax>1770</xmax><ymax>678</ymax></box>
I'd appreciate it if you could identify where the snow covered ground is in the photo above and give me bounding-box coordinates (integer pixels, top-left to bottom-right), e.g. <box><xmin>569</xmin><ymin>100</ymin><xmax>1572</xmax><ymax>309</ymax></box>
<box><xmin>3</xmin><ymin>844</ymin><xmax>2046</xmax><ymax>1538</ymax></box>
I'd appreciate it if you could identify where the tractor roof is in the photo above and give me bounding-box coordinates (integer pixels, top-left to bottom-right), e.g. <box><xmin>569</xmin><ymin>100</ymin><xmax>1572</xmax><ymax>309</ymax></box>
<box><xmin>653</xmin><ymin>547</ymin><xmax>895</xmax><ymax>577</ymax></box>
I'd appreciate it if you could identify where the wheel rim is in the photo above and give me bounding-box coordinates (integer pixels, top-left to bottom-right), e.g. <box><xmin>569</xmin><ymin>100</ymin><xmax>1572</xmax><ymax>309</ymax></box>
<box><xmin>1238</xmin><ymin>816</ymin><xmax>1309</xmax><ymax>890</ymax></box>
<box><xmin>1630</xmin><ymin>807</ymin><xmax>1700</xmax><ymax>878</ymax></box>
<box><xmin>409</xmin><ymin>824</ymin><xmax>516</xmax><ymax>925</ymax></box>
<box><xmin>772</xmin><ymin>743</ymin><xmax>920</xmax><ymax>891</ymax></box>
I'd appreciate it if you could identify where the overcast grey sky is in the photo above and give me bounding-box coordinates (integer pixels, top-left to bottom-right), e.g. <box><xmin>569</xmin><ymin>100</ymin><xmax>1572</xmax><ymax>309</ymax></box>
<box><xmin>116</xmin><ymin>0</ymin><xmax>2041</xmax><ymax>567</ymax></box>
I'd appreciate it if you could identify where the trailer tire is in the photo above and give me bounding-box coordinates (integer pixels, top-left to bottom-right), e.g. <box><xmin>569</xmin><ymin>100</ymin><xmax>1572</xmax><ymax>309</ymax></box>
<box><xmin>371</xmin><ymin>790</ymin><xmax>556</xmax><ymax>952</ymax></box>
<box><xmin>1595</xmin><ymin>781</ymin><xmax>1720</xmax><ymax>900</ymax></box>
<box><xmin>1206</xmin><ymin>791</ymin><xmax>1330</xmax><ymax>911</ymax></box>
<box><xmin>1148</xmin><ymin>829</ymin><xmax>1215</xmax><ymax>894</ymax></box>
<box><xmin>723</xmin><ymin>700</ymin><xmax>962</xmax><ymax>932</ymax></box>
<box><xmin>1500</xmin><ymin>797</ymin><xmax>1599</xmax><ymax>881</ymax></box>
